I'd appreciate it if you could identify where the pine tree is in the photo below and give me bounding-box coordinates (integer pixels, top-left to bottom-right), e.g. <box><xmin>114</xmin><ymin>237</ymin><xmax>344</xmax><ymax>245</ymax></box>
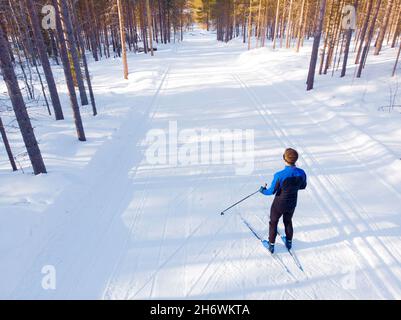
<box><xmin>24</xmin><ymin>0</ymin><xmax>64</xmax><ymax>120</ymax></box>
<box><xmin>54</xmin><ymin>0</ymin><xmax>86</xmax><ymax>141</ymax></box>
<box><xmin>306</xmin><ymin>0</ymin><xmax>327</xmax><ymax>91</ymax></box>
<box><xmin>374</xmin><ymin>0</ymin><xmax>394</xmax><ymax>55</ymax></box>
<box><xmin>59</xmin><ymin>0</ymin><xmax>89</xmax><ymax>106</ymax></box>
<box><xmin>0</xmin><ymin>23</ymin><xmax>47</xmax><ymax>175</ymax></box>
<box><xmin>117</xmin><ymin>0</ymin><xmax>129</xmax><ymax>79</ymax></box>
<box><xmin>0</xmin><ymin>117</ymin><xmax>17</xmax><ymax>172</ymax></box>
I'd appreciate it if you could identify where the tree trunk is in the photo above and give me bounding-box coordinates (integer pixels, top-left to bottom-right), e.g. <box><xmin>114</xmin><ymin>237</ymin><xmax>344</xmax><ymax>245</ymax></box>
<box><xmin>256</xmin><ymin>0</ymin><xmax>263</xmax><ymax>47</ymax></box>
<box><xmin>146</xmin><ymin>0</ymin><xmax>154</xmax><ymax>56</ymax></box>
<box><xmin>0</xmin><ymin>25</ymin><xmax>47</xmax><ymax>174</ymax></box>
<box><xmin>117</xmin><ymin>0</ymin><xmax>129</xmax><ymax>79</ymax></box>
<box><xmin>341</xmin><ymin>28</ymin><xmax>353</xmax><ymax>77</ymax></box>
<box><xmin>306</xmin><ymin>0</ymin><xmax>327</xmax><ymax>91</ymax></box>
<box><xmin>357</xmin><ymin>0</ymin><xmax>382</xmax><ymax>78</ymax></box>
<box><xmin>70</xmin><ymin>2</ymin><xmax>98</xmax><ymax>116</ymax></box>
<box><xmin>59</xmin><ymin>0</ymin><xmax>88</xmax><ymax>106</ymax></box>
<box><xmin>374</xmin><ymin>0</ymin><xmax>394</xmax><ymax>55</ymax></box>
<box><xmin>247</xmin><ymin>0</ymin><xmax>253</xmax><ymax>50</ymax></box>
<box><xmin>341</xmin><ymin>0</ymin><xmax>358</xmax><ymax>77</ymax></box>
<box><xmin>0</xmin><ymin>117</ymin><xmax>18</xmax><ymax>172</ymax></box>
<box><xmin>391</xmin><ymin>6</ymin><xmax>401</xmax><ymax>48</ymax></box>
<box><xmin>272</xmin><ymin>0</ymin><xmax>280</xmax><ymax>49</ymax></box>
<box><xmin>24</xmin><ymin>0</ymin><xmax>64</xmax><ymax>120</ymax></box>
<box><xmin>285</xmin><ymin>0</ymin><xmax>293</xmax><ymax>48</ymax></box>
<box><xmin>296</xmin><ymin>0</ymin><xmax>306</xmax><ymax>52</ymax></box>
<box><xmin>279</xmin><ymin>0</ymin><xmax>286</xmax><ymax>48</ymax></box>
<box><xmin>85</xmin><ymin>0</ymin><xmax>99</xmax><ymax>61</ymax></box>
<box><xmin>355</xmin><ymin>0</ymin><xmax>373</xmax><ymax>64</ymax></box>
<box><xmin>392</xmin><ymin>41</ymin><xmax>401</xmax><ymax>77</ymax></box>
<box><xmin>54</xmin><ymin>0</ymin><xmax>86</xmax><ymax>141</ymax></box>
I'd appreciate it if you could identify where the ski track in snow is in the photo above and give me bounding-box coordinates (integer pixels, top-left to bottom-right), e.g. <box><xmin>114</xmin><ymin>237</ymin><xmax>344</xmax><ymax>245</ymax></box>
<box><xmin>2</xmin><ymin>29</ymin><xmax>401</xmax><ymax>299</ymax></box>
<box><xmin>231</xmin><ymin>70</ymin><xmax>401</xmax><ymax>298</ymax></box>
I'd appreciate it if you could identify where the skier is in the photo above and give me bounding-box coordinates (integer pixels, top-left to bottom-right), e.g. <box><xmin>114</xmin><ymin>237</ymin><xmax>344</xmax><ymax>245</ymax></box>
<box><xmin>259</xmin><ymin>148</ymin><xmax>307</xmax><ymax>253</ymax></box>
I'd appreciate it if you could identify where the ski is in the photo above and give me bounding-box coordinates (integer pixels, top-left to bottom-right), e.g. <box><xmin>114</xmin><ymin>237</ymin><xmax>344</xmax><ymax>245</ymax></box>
<box><xmin>277</xmin><ymin>230</ymin><xmax>306</xmax><ymax>274</ymax></box>
<box><xmin>240</xmin><ymin>216</ymin><xmax>298</xmax><ymax>281</ymax></box>
<box><xmin>261</xmin><ymin>240</ymin><xmax>299</xmax><ymax>281</ymax></box>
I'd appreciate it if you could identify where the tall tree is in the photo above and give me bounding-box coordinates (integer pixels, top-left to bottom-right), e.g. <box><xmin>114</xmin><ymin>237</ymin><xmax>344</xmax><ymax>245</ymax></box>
<box><xmin>374</xmin><ymin>0</ymin><xmax>394</xmax><ymax>55</ymax></box>
<box><xmin>146</xmin><ymin>0</ymin><xmax>154</xmax><ymax>56</ymax></box>
<box><xmin>54</xmin><ymin>0</ymin><xmax>86</xmax><ymax>141</ymax></box>
<box><xmin>59</xmin><ymin>0</ymin><xmax>89</xmax><ymax>106</ymax></box>
<box><xmin>355</xmin><ymin>0</ymin><xmax>373</xmax><ymax>64</ymax></box>
<box><xmin>0</xmin><ymin>117</ymin><xmax>18</xmax><ymax>172</ymax></box>
<box><xmin>296</xmin><ymin>0</ymin><xmax>306</xmax><ymax>52</ymax></box>
<box><xmin>24</xmin><ymin>0</ymin><xmax>64</xmax><ymax>120</ymax></box>
<box><xmin>341</xmin><ymin>0</ymin><xmax>358</xmax><ymax>78</ymax></box>
<box><xmin>0</xmin><ymin>23</ymin><xmax>47</xmax><ymax>175</ymax></box>
<box><xmin>247</xmin><ymin>0</ymin><xmax>253</xmax><ymax>50</ymax></box>
<box><xmin>69</xmin><ymin>2</ymin><xmax>97</xmax><ymax>116</ymax></box>
<box><xmin>117</xmin><ymin>0</ymin><xmax>129</xmax><ymax>79</ymax></box>
<box><xmin>392</xmin><ymin>41</ymin><xmax>401</xmax><ymax>77</ymax></box>
<box><xmin>357</xmin><ymin>0</ymin><xmax>382</xmax><ymax>78</ymax></box>
<box><xmin>272</xmin><ymin>0</ymin><xmax>280</xmax><ymax>49</ymax></box>
<box><xmin>306</xmin><ymin>0</ymin><xmax>327</xmax><ymax>90</ymax></box>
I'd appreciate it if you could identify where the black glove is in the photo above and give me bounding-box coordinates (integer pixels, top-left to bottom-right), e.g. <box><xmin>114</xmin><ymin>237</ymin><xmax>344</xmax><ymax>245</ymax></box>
<box><xmin>259</xmin><ymin>186</ymin><xmax>266</xmax><ymax>193</ymax></box>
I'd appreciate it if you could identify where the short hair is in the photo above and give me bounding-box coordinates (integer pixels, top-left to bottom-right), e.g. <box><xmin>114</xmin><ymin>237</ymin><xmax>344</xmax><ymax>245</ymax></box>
<box><xmin>283</xmin><ymin>148</ymin><xmax>298</xmax><ymax>165</ymax></box>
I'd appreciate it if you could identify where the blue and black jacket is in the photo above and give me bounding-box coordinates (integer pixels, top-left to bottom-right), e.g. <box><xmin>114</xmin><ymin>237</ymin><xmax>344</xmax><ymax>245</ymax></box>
<box><xmin>261</xmin><ymin>166</ymin><xmax>307</xmax><ymax>209</ymax></box>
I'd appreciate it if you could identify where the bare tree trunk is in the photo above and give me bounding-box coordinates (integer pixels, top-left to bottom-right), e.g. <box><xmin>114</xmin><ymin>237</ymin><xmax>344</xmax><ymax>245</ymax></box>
<box><xmin>391</xmin><ymin>6</ymin><xmax>401</xmax><ymax>48</ymax></box>
<box><xmin>355</xmin><ymin>0</ymin><xmax>373</xmax><ymax>64</ymax></box>
<box><xmin>24</xmin><ymin>0</ymin><xmax>64</xmax><ymax>120</ymax></box>
<box><xmin>70</xmin><ymin>2</ymin><xmax>98</xmax><ymax>116</ymax></box>
<box><xmin>323</xmin><ymin>0</ymin><xmax>344</xmax><ymax>75</ymax></box>
<box><xmin>0</xmin><ymin>117</ymin><xmax>18</xmax><ymax>172</ymax></box>
<box><xmin>146</xmin><ymin>0</ymin><xmax>154</xmax><ymax>56</ymax></box>
<box><xmin>5</xmin><ymin>6</ymin><xmax>34</xmax><ymax>100</ymax></box>
<box><xmin>393</xmin><ymin>41</ymin><xmax>401</xmax><ymax>77</ymax></box>
<box><xmin>247</xmin><ymin>0</ymin><xmax>253</xmax><ymax>50</ymax></box>
<box><xmin>54</xmin><ymin>0</ymin><xmax>86</xmax><ymax>141</ymax></box>
<box><xmin>0</xmin><ymin>25</ymin><xmax>47</xmax><ymax>174</ymax></box>
<box><xmin>357</xmin><ymin>0</ymin><xmax>382</xmax><ymax>78</ymax></box>
<box><xmin>59</xmin><ymin>0</ymin><xmax>88</xmax><ymax>106</ymax></box>
<box><xmin>117</xmin><ymin>0</ymin><xmax>129</xmax><ymax>79</ymax></box>
<box><xmin>296</xmin><ymin>0</ymin><xmax>306</xmax><ymax>52</ymax></box>
<box><xmin>84</xmin><ymin>0</ymin><xmax>99</xmax><ymax>61</ymax></box>
<box><xmin>374</xmin><ymin>0</ymin><xmax>394</xmax><ymax>55</ymax></box>
<box><xmin>285</xmin><ymin>0</ymin><xmax>293</xmax><ymax>48</ymax></box>
<box><xmin>341</xmin><ymin>28</ymin><xmax>353</xmax><ymax>77</ymax></box>
<box><xmin>279</xmin><ymin>0</ymin><xmax>286</xmax><ymax>48</ymax></box>
<box><xmin>273</xmin><ymin>0</ymin><xmax>280</xmax><ymax>49</ymax></box>
<box><xmin>255</xmin><ymin>0</ymin><xmax>263</xmax><ymax>47</ymax></box>
<box><xmin>306</xmin><ymin>0</ymin><xmax>327</xmax><ymax>91</ymax></box>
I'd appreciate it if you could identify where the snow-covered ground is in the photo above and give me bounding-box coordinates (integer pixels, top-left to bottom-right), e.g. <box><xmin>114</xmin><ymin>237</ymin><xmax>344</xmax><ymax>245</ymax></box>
<box><xmin>1</xmin><ymin>29</ymin><xmax>401</xmax><ymax>299</ymax></box>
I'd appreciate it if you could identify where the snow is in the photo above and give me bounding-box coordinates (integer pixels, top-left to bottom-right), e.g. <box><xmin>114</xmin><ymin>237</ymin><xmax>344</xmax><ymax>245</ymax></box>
<box><xmin>1</xmin><ymin>29</ymin><xmax>401</xmax><ymax>299</ymax></box>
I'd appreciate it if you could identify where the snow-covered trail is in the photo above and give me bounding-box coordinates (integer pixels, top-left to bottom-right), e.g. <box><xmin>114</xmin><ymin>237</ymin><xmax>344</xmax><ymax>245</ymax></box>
<box><xmin>4</xmin><ymin>31</ymin><xmax>401</xmax><ymax>299</ymax></box>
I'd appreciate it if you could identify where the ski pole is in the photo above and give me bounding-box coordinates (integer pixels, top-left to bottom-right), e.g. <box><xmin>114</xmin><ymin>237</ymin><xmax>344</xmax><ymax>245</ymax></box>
<box><xmin>220</xmin><ymin>189</ymin><xmax>260</xmax><ymax>215</ymax></box>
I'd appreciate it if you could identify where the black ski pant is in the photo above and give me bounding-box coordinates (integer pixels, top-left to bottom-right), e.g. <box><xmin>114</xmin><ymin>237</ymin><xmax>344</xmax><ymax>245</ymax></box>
<box><xmin>269</xmin><ymin>201</ymin><xmax>295</xmax><ymax>244</ymax></box>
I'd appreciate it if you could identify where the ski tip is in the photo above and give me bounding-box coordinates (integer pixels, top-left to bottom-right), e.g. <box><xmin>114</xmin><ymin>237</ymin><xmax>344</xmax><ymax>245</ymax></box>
<box><xmin>261</xmin><ymin>240</ymin><xmax>268</xmax><ymax>246</ymax></box>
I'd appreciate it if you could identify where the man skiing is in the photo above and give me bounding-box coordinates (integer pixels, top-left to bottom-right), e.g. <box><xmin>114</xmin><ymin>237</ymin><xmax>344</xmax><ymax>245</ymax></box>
<box><xmin>259</xmin><ymin>148</ymin><xmax>307</xmax><ymax>253</ymax></box>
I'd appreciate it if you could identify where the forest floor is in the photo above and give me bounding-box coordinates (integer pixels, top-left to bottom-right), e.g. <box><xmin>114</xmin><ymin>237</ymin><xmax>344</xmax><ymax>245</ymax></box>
<box><xmin>1</xmin><ymin>29</ymin><xmax>401</xmax><ymax>299</ymax></box>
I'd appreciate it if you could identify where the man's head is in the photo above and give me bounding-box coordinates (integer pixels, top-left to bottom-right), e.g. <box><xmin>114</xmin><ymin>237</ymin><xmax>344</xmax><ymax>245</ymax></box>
<box><xmin>283</xmin><ymin>148</ymin><xmax>298</xmax><ymax>166</ymax></box>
